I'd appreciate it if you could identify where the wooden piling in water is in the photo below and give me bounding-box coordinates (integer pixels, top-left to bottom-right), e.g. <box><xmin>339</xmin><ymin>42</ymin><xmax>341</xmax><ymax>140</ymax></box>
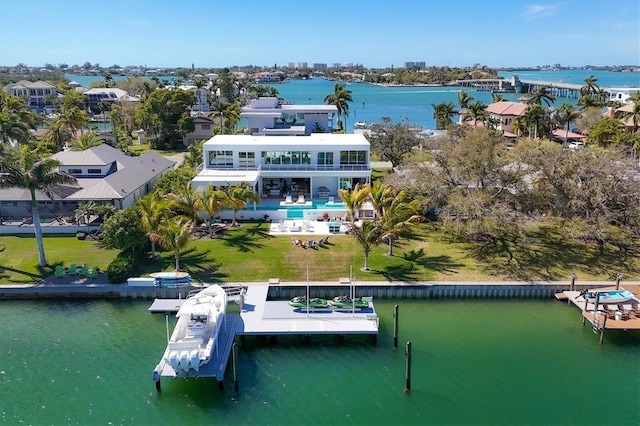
<box><xmin>393</xmin><ymin>304</ymin><xmax>399</xmax><ymax>349</ymax></box>
<box><xmin>404</xmin><ymin>341</ymin><xmax>412</xmax><ymax>392</ymax></box>
<box><xmin>599</xmin><ymin>315</ymin><xmax>607</xmax><ymax>345</ymax></box>
<box><xmin>232</xmin><ymin>341</ymin><xmax>239</xmax><ymax>392</ymax></box>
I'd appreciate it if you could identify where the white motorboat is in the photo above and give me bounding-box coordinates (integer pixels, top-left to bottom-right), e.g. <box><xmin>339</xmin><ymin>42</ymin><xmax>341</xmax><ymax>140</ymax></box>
<box><xmin>161</xmin><ymin>285</ymin><xmax>227</xmax><ymax>375</ymax></box>
<box><xmin>581</xmin><ymin>289</ymin><xmax>636</xmax><ymax>305</ymax></box>
<box><xmin>353</xmin><ymin>121</ymin><xmax>371</xmax><ymax>134</ymax></box>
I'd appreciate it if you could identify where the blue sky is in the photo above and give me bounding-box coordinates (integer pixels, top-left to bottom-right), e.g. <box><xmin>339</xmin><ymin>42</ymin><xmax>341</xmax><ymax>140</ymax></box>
<box><xmin>1</xmin><ymin>0</ymin><xmax>638</xmax><ymax>68</ymax></box>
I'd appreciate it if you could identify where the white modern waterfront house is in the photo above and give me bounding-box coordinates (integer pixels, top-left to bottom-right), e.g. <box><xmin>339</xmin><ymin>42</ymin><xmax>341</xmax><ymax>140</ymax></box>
<box><xmin>191</xmin><ymin>98</ymin><xmax>372</xmax><ymax>221</ymax></box>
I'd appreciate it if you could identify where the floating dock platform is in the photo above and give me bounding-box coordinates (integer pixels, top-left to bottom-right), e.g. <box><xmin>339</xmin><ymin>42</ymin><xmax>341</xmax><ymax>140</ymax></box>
<box><xmin>151</xmin><ymin>284</ymin><xmax>378</xmax><ymax>389</ymax></box>
<box><xmin>237</xmin><ymin>285</ymin><xmax>379</xmax><ymax>336</ymax></box>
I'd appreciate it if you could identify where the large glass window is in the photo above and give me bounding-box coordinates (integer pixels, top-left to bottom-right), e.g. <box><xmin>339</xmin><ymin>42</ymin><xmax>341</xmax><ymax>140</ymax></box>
<box><xmin>317</xmin><ymin>152</ymin><xmax>334</xmax><ymax>165</ymax></box>
<box><xmin>239</xmin><ymin>152</ymin><xmax>255</xmax><ymax>167</ymax></box>
<box><xmin>261</xmin><ymin>151</ymin><xmax>310</xmax><ymax>166</ymax></box>
<box><xmin>339</xmin><ymin>150</ymin><xmax>367</xmax><ymax>165</ymax></box>
<box><xmin>209</xmin><ymin>150</ymin><xmax>233</xmax><ymax>167</ymax></box>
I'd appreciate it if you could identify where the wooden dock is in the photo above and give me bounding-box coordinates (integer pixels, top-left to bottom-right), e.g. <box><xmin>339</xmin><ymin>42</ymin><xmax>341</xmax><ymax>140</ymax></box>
<box><xmin>558</xmin><ymin>285</ymin><xmax>640</xmax><ymax>341</ymax></box>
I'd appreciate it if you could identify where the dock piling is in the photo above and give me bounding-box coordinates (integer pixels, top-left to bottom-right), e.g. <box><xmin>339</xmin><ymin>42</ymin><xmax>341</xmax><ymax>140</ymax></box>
<box><xmin>569</xmin><ymin>274</ymin><xmax>577</xmax><ymax>304</ymax></box>
<box><xmin>232</xmin><ymin>342</ymin><xmax>239</xmax><ymax>392</ymax></box>
<box><xmin>615</xmin><ymin>273</ymin><xmax>623</xmax><ymax>290</ymax></box>
<box><xmin>599</xmin><ymin>315</ymin><xmax>607</xmax><ymax>344</ymax></box>
<box><xmin>393</xmin><ymin>304</ymin><xmax>399</xmax><ymax>349</ymax></box>
<box><xmin>404</xmin><ymin>341</ymin><xmax>412</xmax><ymax>392</ymax></box>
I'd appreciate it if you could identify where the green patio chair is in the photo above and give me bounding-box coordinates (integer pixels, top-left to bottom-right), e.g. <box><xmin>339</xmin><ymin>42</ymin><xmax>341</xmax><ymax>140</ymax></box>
<box><xmin>68</xmin><ymin>263</ymin><xmax>78</xmax><ymax>276</ymax></box>
<box><xmin>80</xmin><ymin>264</ymin><xmax>89</xmax><ymax>277</ymax></box>
<box><xmin>54</xmin><ymin>265</ymin><xmax>65</xmax><ymax>278</ymax></box>
<box><xmin>87</xmin><ymin>266</ymin><xmax>98</xmax><ymax>280</ymax></box>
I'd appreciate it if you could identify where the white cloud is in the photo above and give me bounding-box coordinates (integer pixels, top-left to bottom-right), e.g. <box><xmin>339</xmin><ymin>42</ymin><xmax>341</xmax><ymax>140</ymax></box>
<box><xmin>523</xmin><ymin>3</ymin><xmax>561</xmax><ymax>18</ymax></box>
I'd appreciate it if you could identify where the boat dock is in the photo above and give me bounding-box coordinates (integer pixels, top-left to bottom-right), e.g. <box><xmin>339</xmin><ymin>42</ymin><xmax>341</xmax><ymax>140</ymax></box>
<box><xmin>151</xmin><ymin>284</ymin><xmax>378</xmax><ymax>389</ymax></box>
<box><xmin>558</xmin><ymin>285</ymin><xmax>640</xmax><ymax>342</ymax></box>
<box><xmin>237</xmin><ymin>285</ymin><xmax>379</xmax><ymax>336</ymax></box>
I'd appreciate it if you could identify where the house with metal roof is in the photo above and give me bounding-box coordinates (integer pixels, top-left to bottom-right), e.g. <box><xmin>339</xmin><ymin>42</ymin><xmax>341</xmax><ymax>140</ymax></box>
<box><xmin>0</xmin><ymin>144</ymin><xmax>175</xmax><ymax>224</ymax></box>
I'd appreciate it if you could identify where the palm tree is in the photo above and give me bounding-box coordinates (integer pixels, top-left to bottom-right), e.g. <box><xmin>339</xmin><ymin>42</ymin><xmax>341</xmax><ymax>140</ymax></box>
<box><xmin>158</xmin><ymin>217</ymin><xmax>193</xmax><ymax>272</ymax></box>
<box><xmin>338</xmin><ymin>183</ymin><xmax>370</xmax><ymax>229</ymax></box>
<box><xmin>367</xmin><ymin>181</ymin><xmax>394</xmax><ymax>218</ymax></box>
<box><xmin>198</xmin><ymin>184</ymin><xmax>224</xmax><ymax>236</ymax></box>
<box><xmin>211</xmin><ymin>101</ymin><xmax>240</xmax><ymax>134</ymax></box>
<box><xmin>137</xmin><ymin>193</ymin><xmax>171</xmax><ymax>258</ymax></box>
<box><xmin>183</xmin><ymin>140</ymin><xmax>204</xmax><ymax>169</ymax></box>
<box><xmin>69</xmin><ymin>129</ymin><xmax>102</xmax><ymax>150</ymax></box>
<box><xmin>222</xmin><ymin>183</ymin><xmax>259</xmax><ymax>226</ymax></box>
<box><xmin>464</xmin><ymin>100</ymin><xmax>487</xmax><ymax>125</ymax></box>
<box><xmin>522</xmin><ymin>104</ymin><xmax>548</xmax><ymax>138</ymax></box>
<box><xmin>457</xmin><ymin>90</ymin><xmax>473</xmax><ymax>111</ymax></box>
<box><xmin>581</xmin><ymin>75</ymin><xmax>600</xmax><ymax>97</ymax></box>
<box><xmin>0</xmin><ymin>111</ymin><xmax>30</xmax><ymax>146</ymax></box>
<box><xmin>168</xmin><ymin>181</ymin><xmax>202</xmax><ymax>222</ymax></box>
<box><xmin>58</xmin><ymin>105</ymin><xmax>88</xmax><ymax>136</ymax></box>
<box><xmin>552</xmin><ymin>104</ymin><xmax>582</xmax><ymax>144</ymax></box>
<box><xmin>0</xmin><ymin>146</ymin><xmax>77</xmax><ymax>266</ymax></box>
<box><xmin>352</xmin><ymin>219</ymin><xmax>382</xmax><ymax>271</ymax></box>
<box><xmin>431</xmin><ymin>102</ymin><xmax>457</xmax><ymax>129</ymax></box>
<box><xmin>491</xmin><ymin>93</ymin><xmax>506</xmax><ymax>103</ymax></box>
<box><xmin>41</xmin><ymin>119</ymin><xmax>72</xmax><ymax>152</ymax></box>
<box><xmin>527</xmin><ymin>86</ymin><xmax>556</xmax><ymax>106</ymax></box>
<box><xmin>379</xmin><ymin>191</ymin><xmax>422</xmax><ymax>256</ymax></box>
<box><xmin>324</xmin><ymin>83</ymin><xmax>353</xmax><ymax>131</ymax></box>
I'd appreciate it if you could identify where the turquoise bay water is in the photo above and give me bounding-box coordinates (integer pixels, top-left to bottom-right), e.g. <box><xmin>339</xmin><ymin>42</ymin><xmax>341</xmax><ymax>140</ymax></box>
<box><xmin>1</xmin><ymin>299</ymin><xmax>638</xmax><ymax>425</ymax></box>
<box><xmin>67</xmin><ymin>69</ymin><xmax>639</xmax><ymax>132</ymax></box>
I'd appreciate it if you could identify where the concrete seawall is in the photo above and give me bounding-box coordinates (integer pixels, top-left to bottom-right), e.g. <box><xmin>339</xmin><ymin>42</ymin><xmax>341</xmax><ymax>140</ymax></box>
<box><xmin>1</xmin><ymin>280</ymin><xmax>629</xmax><ymax>301</ymax></box>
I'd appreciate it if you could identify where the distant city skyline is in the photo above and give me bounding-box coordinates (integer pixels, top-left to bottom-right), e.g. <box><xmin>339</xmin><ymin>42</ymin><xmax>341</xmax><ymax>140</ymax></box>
<box><xmin>1</xmin><ymin>0</ymin><xmax>638</xmax><ymax>69</ymax></box>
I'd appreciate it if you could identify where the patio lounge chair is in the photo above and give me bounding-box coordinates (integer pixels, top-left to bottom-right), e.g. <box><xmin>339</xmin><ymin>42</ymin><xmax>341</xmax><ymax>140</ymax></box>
<box><xmin>327</xmin><ymin>196</ymin><xmax>335</xmax><ymax>204</ymax></box>
<box><xmin>284</xmin><ymin>195</ymin><xmax>293</xmax><ymax>204</ymax></box>
<box><xmin>55</xmin><ymin>265</ymin><xmax>65</xmax><ymax>278</ymax></box>
<box><xmin>86</xmin><ymin>266</ymin><xmax>98</xmax><ymax>279</ymax></box>
<box><xmin>68</xmin><ymin>263</ymin><xmax>78</xmax><ymax>276</ymax></box>
<box><xmin>296</xmin><ymin>194</ymin><xmax>305</xmax><ymax>204</ymax></box>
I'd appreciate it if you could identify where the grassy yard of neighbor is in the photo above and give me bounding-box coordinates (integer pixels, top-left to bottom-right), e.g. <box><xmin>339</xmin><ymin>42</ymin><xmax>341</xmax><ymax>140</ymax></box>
<box><xmin>1</xmin><ymin>222</ymin><xmax>638</xmax><ymax>284</ymax></box>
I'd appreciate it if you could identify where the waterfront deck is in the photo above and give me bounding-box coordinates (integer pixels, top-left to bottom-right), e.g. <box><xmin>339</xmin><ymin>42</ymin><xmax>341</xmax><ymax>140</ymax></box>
<box><xmin>237</xmin><ymin>285</ymin><xmax>379</xmax><ymax>336</ymax></box>
<box><xmin>560</xmin><ymin>285</ymin><xmax>640</xmax><ymax>333</ymax></box>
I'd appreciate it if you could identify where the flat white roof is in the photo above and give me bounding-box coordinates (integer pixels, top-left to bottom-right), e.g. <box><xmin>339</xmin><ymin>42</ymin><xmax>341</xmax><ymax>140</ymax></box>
<box><xmin>203</xmin><ymin>133</ymin><xmax>370</xmax><ymax>149</ymax></box>
<box><xmin>192</xmin><ymin>169</ymin><xmax>260</xmax><ymax>186</ymax></box>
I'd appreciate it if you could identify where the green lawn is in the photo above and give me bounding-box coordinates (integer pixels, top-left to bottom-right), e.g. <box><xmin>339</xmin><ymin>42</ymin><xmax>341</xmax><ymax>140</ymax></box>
<box><xmin>2</xmin><ymin>222</ymin><xmax>637</xmax><ymax>284</ymax></box>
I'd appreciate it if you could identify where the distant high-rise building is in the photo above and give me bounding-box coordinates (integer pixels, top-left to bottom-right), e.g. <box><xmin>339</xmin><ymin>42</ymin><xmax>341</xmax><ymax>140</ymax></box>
<box><xmin>286</xmin><ymin>62</ymin><xmax>295</xmax><ymax>69</ymax></box>
<box><xmin>343</xmin><ymin>63</ymin><xmax>354</xmax><ymax>68</ymax></box>
<box><xmin>332</xmin><ymin>63</ymin><xmax>341</xmax><ymax>69</ymax></box>
<box><xmin>297</xmin><ymin>62</ymin><xmax>308</xmax><ymax>69</ymax></box>
<box><xmin>404</xmin><ymin>61</ymin><xmax>425</xmax><ymax>68</ymax></box>
<box><xmin>312</xmin><ymin>63</ymin><xmax>327</xmax><ymax>71</ymax></box>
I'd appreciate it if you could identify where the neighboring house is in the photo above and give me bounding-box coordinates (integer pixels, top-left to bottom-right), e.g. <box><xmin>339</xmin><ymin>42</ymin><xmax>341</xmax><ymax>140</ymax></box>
<box><xmin>607</xmin><ymin>88</ymin><xmax>639</xmax><ymax>104</ymax></box>
<box><xmin>191</xmin><ymin>132</ymin><xmax>372</xmax><ymax>221</ymax></box>
<box><xmin>240</xmin><ymin>97</ymin><xmax>337</xmax><ymax>136</ymax></box>
<box><xmin>175</xmin><ymin>83</ymin><xmax>210</xmax><ymax>113</ymax></box>
<box><xmin>183</xmin><ymin>116</ymin><xmax>214</xmax><ymax>146</ymax></box>
<box><xmin>3</xmin><ymin>80</ymin><xmax>57</xmax><ymax>113</ymax></box>
<box><xmin>0</xmin><ymin>144</ymin><xmax>175</xmax><ymax>222</ymax></box>
<box><xmin>484</xmin><ymin>101</ymin><xmax>528</xmax><ymax>137</ymax></box>
<box><xmin>82</xmin><ymin>88</ymin><xmax>140</xmax><ymax>111</ymax></box>
<box><xmin>611</xmin><ymin>103</ymin><xmax>639</xmax><ymax>133</ymax></box>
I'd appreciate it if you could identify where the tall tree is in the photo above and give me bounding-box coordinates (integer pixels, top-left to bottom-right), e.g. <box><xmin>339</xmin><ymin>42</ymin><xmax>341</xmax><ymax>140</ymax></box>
<box><xmin>366</xmin><ymin>117</ymin><xmax>423</xmax><ymax>167</ymax></box>
<box><xmin>221</xmin><ymin>183</ymin><xmax>260</xmax><ymax>227</ymax></box>
<box><xmin>432</xmin><ymin>102</ymin><xmax>457</xmax><ymax>129</ymax></box>
<box><xmin>58</xmin><ymin>104</ymin><xmax>88</xmax><ymax>136</ymax></box>
<box><xmin>457</xmin><ymin>90</ymin><xmax>473</xmax><ymax>110</ymax></box>
<box><xmin>324</xmin><ymin>83</ymin><xmax>353</xmax><ymax>131</ymax></box>
<box><xmin>464</xmin><ymin>100</ymin><xmax>488</xmax><ymax>125</ymax></box>
<box><xmin>135</xmin><ymin>88</ymin><xmax>196</xmax><ymax>149</ymax></box>
<box><xmin>351</xmin><ymin>219</ymin><xmax>382</xmax><ymax>271</ymax></box>
<box><xmin>41</xmin><ymin>119</ymin><xmax>72</xmax><ymax>152</ymax></box>
<box><xmin>0</xmin><ymin>146</ymin><xmax>77</xmax><ymax>266</ymax></box>
<box><xmin>137</xmin><ymin>193</ymin><xmax>172</xmax><ymax>258</ymax></box>
<box><xmin>338</xmin><ymin>183</ymin><xmax>370</xmax><ymax>228</ymax></box>
<box><xmin>158</xmin><ymin>217</ymin><xmax>193</xmax><ymax>271</ymax></box>
<box><xmin>527</xmin><ymin>86</ymin><xmax>556</xmax><ymax>106</ymax></box>
<box><xmin>69</xmin><ymin>129</ymin><xmax>102</xmax><ymax>150</ymax></box>
<box><xmin>379</xmin><ymin>190</ymin><xmax>422</xmax><ymax>256</ymax></box>
<box><xmin>198</xmin><ymin>184</ymin><xmax>224</xmax><ymax>236</ymax></box>
<box><xmin>551</xmin><ymin>104</ymin><xmax>582</xmax><ymax>144</ymax></box>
